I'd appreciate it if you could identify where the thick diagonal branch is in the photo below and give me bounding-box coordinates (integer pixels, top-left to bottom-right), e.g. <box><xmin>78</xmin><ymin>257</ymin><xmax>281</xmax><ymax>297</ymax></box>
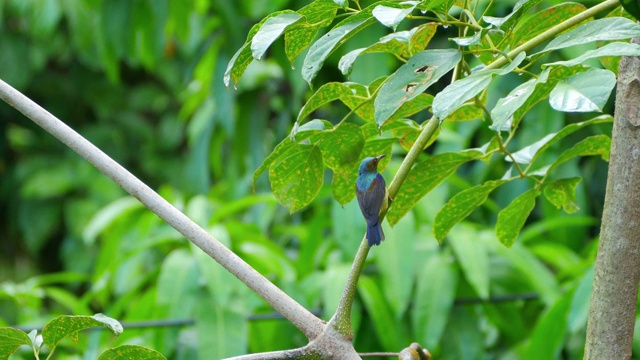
<box><xmin>0</xmin><ymin>78</ymin><xmax>324</xmax><ymax>341</ymax></box>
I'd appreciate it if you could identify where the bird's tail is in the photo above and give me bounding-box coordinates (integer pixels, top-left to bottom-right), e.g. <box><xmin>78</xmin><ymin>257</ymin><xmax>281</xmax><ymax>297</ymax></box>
<box><xmin>367</xmin><ymin>222</ymin><xmax>385</xmax><ymax>246</ymax></box>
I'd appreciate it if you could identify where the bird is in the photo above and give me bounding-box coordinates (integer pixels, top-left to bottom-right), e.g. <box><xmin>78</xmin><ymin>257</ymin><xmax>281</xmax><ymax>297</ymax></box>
<box><xmin>356</xmin><ymin>154</ymin><xmax>387</xmax><ymax>246</ymax></box>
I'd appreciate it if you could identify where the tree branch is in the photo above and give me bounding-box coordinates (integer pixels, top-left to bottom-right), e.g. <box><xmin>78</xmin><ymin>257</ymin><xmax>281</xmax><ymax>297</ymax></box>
<box><xmin>0</xmin><ymin>78</ymin><xmax>324</xmax><ymax>341</ymax></box>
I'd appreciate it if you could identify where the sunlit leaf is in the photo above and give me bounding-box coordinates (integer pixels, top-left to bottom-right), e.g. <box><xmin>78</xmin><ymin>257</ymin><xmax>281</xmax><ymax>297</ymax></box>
<box><xmin>495</xmin><ymin>188</ymin><xmax>540</xmax><ymax>247</ymax></box>
<box><xmin>269</xmin><ymin>144</ymin><xmax>323</xmax><ymax>212</ymax></box>
<box><xmin>372</xmin><ymin>1</ymin><xmax>418</xmax><ymax>30</ymax></box>
<box><xmin>490</xmin><ymin>68</ymin><xmax>549</xmax><ymax>132</ymax></box>
<box><xmin>388</xmin><ymin>149</ymin><xmax>483</xmax><ymax>226</ymax></box>
<box><xmin>544</xmin><ymin>41</ymin><xmax>640</xmax><ymax>68</ymax></box>
<box><xmin>536</xmin><ymin>17</ymin><xmax>640</xmax><ymax>54</ymax></box>
<box><xmin>98</xmin><ymin>345</ymin><xmax>166</xmax><ymax>360</ymax></box>
<box><xmin>434</xmin><ymin>179</ymin><xmax>510</xmax><ymax>242</ymax></box>
<box><xmin>251</xmin><ymin>13</ymin><xmax>303</xmax><ymax>60</ymax></box>
<box><xmin>412</xmin><ymin>252</ymin><xmax>458</xmax><ymax>349</ymax></box>
<box><xmin>42</xmin><ymin>314</ymin><xmax>123</xmax><ymax>350</ymax></box>
<box><xmin>544</xmin><ymin>177</ymin><xmax>582</xmax><ymax>214</ymax></box>
<box><xmin>374</xmin><ymin>49</ymin><xmax>461</xmax><ymax>126</ymax></box>
<box><xmin>549</xmin><ymin>68</ymin><xmax>616</xmax><ymax>112</ymax></box>
<box><xmin>296</xmin><ymin>82</ymin><xmax>360</xmax><ymax>123</ymax></box>
<box><xmin>445</xmin><ymin>104</ymin><xmax>484</xmax><ymax>122</ymax></box>
<box><xmin>508</xmin><ymin>115</ymin><xmax>613</xmax><ymax>165</ymax></box>
<box><xmin>433</xmin><ymin>52</ymin><xmax>525</xmax><ymax>120</ymax></box>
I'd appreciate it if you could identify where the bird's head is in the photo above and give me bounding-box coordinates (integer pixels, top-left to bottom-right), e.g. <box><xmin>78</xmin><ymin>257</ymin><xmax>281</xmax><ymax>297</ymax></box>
<box><xmin>358</xmin><ymin>154</ymin><xmax>386</xmax><ymax>174</ymax></box>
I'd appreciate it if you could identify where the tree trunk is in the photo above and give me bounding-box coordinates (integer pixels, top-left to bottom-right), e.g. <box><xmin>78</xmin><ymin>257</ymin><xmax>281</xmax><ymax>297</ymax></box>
<box><xmin>584</xmin><ymin>37</ymin><xmax>640</xmax><ymax>359</ymax></box>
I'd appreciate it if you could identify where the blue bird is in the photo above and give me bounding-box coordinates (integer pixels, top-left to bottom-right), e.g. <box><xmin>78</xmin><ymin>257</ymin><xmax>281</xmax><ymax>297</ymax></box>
<box><xmin>356</xmin><ymin>155</ymin><xmax>387</xmax><ymax>246</ymax></box>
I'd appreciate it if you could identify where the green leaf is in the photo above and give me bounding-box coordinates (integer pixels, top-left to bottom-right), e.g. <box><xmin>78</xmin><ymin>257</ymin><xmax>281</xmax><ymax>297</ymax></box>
<box><xmin>448</xmin><ymin>225</ymin><xmax>490</xmax><ymax>299</ymax></box>
<box><xmin>269</xmin><ymin>144</ymin><xmax>324</xmax><ymax>212</ymax></box>
<box><xmin>543</xmin><ymin>177</ymin><xmax>582</xmax><ymax>214</ymax></box>
<box><xmin>548</xmin><ymin>134</ymin><xmax>611</xmax><ymax>173</ymax></box>
<box><xmin>98</xmin><ymin>345</ymin><xmax>166</xmax><ymax>360</ymax></box>
<box><xmin>412</xmin><ymin>252</ymin><xmax>458</xmax><ymax>349</ymax></box>
<box><xmin>568</xmin><ymin>267</ymin><xmax>594</xmax><ymax>332</ymax></box>
<box><xmin>434</xmin><ymin>179</ymin><xmax>509</xmax><ymax>242</ymax></box>
<box><xmin>252</xmin><ymin>137</ymin><xmax>295</xmax><ymax>191</ymax></box>
<box><xmin>302</xmin><ymin>11</ymin><xmax>377</xmax><ymax>85</ymax></box>
<box><xmin>387</xmin><ymin>150</ymin><xmax>483</xmax><ymax>226</ymax></box>
<box><xmin>490</xmin><ymin>68</ymin><xmax>550</xmax><ymax>132</ymax></box>
<box><xmin>313</xmin><ymin>122</ymin><xmax>365</xmax><ymax>169</ymax></box>
<box><xmin>251</xmin><ymin>13</ymin><xmax>303</xmax><ymax>60</ymax></box>
<box><xmin>374</xmin><ymin>49</ymin><xmax>461</xmax><ymax>126</ymax></box>
<box><xmin>545</xmin><ymin>41</ymin><xmax>640</xmax><ymax>68</ymax></box>
<box><xmin>445</xmin><ymin>103</ymin><xmax>484</xmax><ymax>122</ymax></box>
<box><xmin>549</xmin><ymin>68</ymin><xmax>616</xmax><ymax>112</ymax></box>
<box><xmin>512</xmin><ymin>65</ymin><xmax>588</xmax><ymax>128</ymax></box>
<box><xmin>195</xmin><ymin>301</ymin><xmax>246</xmax><ymax>358</ymax></box>
<box><xmin>522</xmin><ymin>290</ymin><xmax>573</xmax><ymax>360</ymax></box>
<box><xmin>495</xmin><ymin>188</ymin><xmax>540</xmax><ymax>247</ymax></box>
<box><xmin>483</xmin><ymin>0</ymin><xmax>543</xmax><ymax>30</ymax></box>
<box><xmin>359</xmin><ymin>277</ymin><xmax>408</xmax><ymax>350</ymax></box>
<box><xmin>42</xmin><ymin>314</ymin><xmax>123</xmax><ymax>350</ymax></box>
<box><xmin>338</xmin><ymin>23</ymin><xmax>438</xmax><ymax>76</ymax></box>
<box><xmin>508</xmin><ymin>115</ymin><xmax>613</xmax><ymax>165</ymax></box>
<box><xmin>377</xmin><ymin>216</ymin><xmax>416</xmax><ymax>319</ymax></box>
<box><xmin>285</xmin><ymin>0</ymin><xmax>341</xmax><ymax>62</ymax></box>
<box><xmin>433</xmin><ymin>52</ymin><xmax>525</xmax><ymax>120</ymax></box>
<box><xmin>296</xmin><ymin>82</ymin><xmax>363</xmax><ymax>123</ymax></box>
<box><xmin>0</xmin><ymin>328</ymin><xmax>32</xmax><ymax>359</ymax></box>
<box><xmin>225</xmin><ymin>12</ymin><xmax>294</xmax><ymax>87</ymax></box>
<box><xmin>621</xmin><ymin>0</ymin><xmax>640</xmax><ymax>20</ymax></box>
<box><xmin>511</xmin><ymin>3</ymin><xmax>586</xmax><ymax>48</ymax></box>
<box><xmin>536</xmin><ymin>17</ymin><xmax>640</xmax><ymax>54</ymax></box>
<box><xmin>372</xmin><ymin>1</ymin><xmax>418</xmax><ymax>30</ymax></box>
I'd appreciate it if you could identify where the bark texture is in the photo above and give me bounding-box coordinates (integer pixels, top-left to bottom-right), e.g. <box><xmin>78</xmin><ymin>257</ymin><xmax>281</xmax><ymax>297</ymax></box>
<box><xmin>584</xmin><ymin>37</ymin><xmax>640</xmax><ymax>359</ymax></box>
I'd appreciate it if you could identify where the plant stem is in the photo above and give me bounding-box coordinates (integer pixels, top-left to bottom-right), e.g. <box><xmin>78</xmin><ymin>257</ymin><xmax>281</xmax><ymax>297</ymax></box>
<box><xmin>485</xmin><ymin>0</ymin><xmax>619</xmax><ymax>71</ymax></box>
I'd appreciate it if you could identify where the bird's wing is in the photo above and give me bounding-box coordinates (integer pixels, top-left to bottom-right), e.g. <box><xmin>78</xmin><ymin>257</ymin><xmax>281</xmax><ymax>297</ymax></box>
<box><xmin>356</xmin><ymin>175</ymin><xmax>386</xmax><ymax>225</ymax></box>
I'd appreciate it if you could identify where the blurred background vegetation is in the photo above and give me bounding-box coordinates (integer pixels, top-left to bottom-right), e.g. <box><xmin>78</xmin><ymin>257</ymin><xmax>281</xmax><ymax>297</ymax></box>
<box><xmin>0</xmin><ymin>0</ymin><xmax>625</xmax><ymax>359</ymax></box>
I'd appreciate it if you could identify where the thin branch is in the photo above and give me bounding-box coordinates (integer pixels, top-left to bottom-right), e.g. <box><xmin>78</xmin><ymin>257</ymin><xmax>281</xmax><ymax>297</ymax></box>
<box><xmin>0</xmin><ymin>78</ymin><xmax>325</xmax><ymax>341</ymax></box>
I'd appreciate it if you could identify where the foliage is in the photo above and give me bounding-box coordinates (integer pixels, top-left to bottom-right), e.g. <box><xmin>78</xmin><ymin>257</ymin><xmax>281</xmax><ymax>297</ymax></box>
<box><xmin>0</xmin><ymin>0</ymin><xmax>639</xmax><ymax>359</ymax></box>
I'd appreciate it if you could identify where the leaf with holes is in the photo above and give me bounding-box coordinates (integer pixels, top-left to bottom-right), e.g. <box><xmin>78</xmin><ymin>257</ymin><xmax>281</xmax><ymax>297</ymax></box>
<box><xmin>549</xmin><ymin>68</ymin><xmax>616</xmax><ymax>112</ymax></box>
<box><xmin>496</xmin><ymin>188</ymin><xmax>540</xmax><ymax>247</ymax></box>
<box><xmin>387</xmin><ymin>150</ymin><xmax>483</xmax><ymax>226</ymax></box>
<box><xmin>434</xmin><ymin>179</ymin><xmax>510</xmax><ymax>242</ymax></box>
<box><xmin>269</xmin><ymin>144</ymin><xmax>324</xmax><ymax>212</ymax></box>
<box><xmin>544</xmin><ymin>177</ymin><xmax>582</xmax><ymax>214</ymax></box>
<box><xmin>433</xmin><ymin>52</ymin><xmax>525</xmax><ymax>121</ymax></box>
<box><xmin>374</xmin><ymin>49</ymin><xmax>461</xmax><ymax>126</ymax></box>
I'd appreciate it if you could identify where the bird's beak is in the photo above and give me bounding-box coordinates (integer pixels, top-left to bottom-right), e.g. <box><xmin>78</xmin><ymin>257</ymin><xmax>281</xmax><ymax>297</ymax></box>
<box><xmin>376</xmin><ymin>154</ymin><xmax>386</xmax><ymax>161</ymax></box>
